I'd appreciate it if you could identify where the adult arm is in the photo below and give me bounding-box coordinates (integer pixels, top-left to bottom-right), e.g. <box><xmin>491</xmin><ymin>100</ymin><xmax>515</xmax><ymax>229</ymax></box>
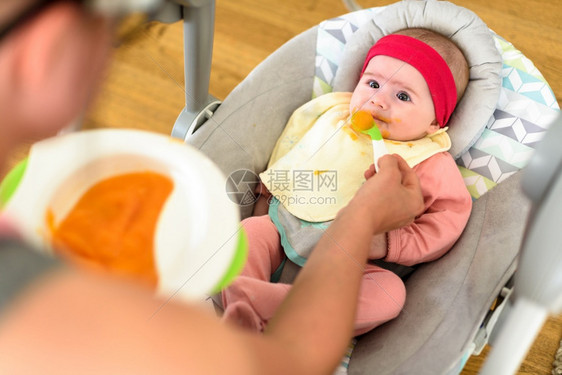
<box><xmin>0</xmin><ymin>155</ymin><xmax>423</xmax><ymax>375</ymax></box>
<box><xmin>259</xmin><ymin>154</ymin><xmax>424</xmax><ymax>374</ymax></box>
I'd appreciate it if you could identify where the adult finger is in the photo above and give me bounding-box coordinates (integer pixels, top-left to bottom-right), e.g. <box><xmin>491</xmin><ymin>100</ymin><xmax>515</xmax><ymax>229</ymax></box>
<box><xmin>393</xmin><ymin>155</ymin><xmax>420</xmax><ymax>189</ymax></box>
<box><xmin>391</xmin><ymin>155</ymin><xmax>424</xmax><ymax>218</ymax></box>
<box><xmin>376</xmin><ymin>154</ymin><xmax>399</xmax><ymax>172</ymax></box>
<box><xmin>364</xmin><ymin>164</ymin><xmax>376</xmax><ymax>180</ymax></box>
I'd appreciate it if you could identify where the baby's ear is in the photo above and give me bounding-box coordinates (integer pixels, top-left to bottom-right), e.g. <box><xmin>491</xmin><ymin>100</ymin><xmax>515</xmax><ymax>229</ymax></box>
<box><xmin>426</xmin><ymin>120</ymin><xmax>441</xmax><ymax>135</ymax></box>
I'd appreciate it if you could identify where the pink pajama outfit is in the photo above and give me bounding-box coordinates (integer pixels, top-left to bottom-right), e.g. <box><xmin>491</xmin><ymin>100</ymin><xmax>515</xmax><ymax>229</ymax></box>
<box><xmin>221</xmin><ymin>215</ymin><xmax>406</xmax><ymax>336</ymax></box>
<box><xmin>222</xmin><ymin>152</ymin><xmax>472</xmax><ymax>336</ymax></box>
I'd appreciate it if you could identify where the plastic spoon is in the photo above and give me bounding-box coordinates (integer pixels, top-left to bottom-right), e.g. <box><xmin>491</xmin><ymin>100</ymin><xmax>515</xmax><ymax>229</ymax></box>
<box><xmin>351</xmin><ymin>110</ymin><xmax>388</xmax><ymax>172</ymax></box>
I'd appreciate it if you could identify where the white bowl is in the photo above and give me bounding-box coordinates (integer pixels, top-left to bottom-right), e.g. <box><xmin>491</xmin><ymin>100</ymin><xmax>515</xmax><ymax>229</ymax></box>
<box><xmin>2</xmin><ymin>129</ymin><xmax>246</xmax><ymax>301</ymax></box>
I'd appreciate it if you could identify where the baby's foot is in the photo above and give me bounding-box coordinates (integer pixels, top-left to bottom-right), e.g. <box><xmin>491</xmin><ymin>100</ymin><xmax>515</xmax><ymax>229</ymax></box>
<box><xmin>222</xmin><ymin>301</ymin><xmax>265</xmax><ymax>332</ymax></box>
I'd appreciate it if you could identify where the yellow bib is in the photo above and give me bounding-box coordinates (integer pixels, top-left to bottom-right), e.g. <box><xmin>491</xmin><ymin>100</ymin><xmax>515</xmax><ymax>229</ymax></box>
<box><xmin>261</xmin><ymin>92</ymin><xmax>451</xmax><ymax>222</ymax></box>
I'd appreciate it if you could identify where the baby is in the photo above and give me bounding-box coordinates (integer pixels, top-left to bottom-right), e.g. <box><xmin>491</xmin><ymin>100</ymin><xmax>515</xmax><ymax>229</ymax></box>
<box><xmin>222</xmin><ymin>28</ymin><xmax>472</xmax><ymax>336</ymax></box>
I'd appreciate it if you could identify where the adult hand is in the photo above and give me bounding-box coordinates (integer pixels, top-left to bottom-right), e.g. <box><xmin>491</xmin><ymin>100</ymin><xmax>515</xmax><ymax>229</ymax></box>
<box><xmin>349</xmin><ymin>154</ymin><xmax>424</xmax><ymax>234</ymax></box>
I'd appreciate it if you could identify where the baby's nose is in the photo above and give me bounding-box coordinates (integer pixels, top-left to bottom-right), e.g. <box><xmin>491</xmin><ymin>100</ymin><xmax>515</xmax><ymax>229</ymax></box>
<box><xmin>370</xmin><ymin>93</ymin><xmax>389</xmax><ymax>109</ymax></box>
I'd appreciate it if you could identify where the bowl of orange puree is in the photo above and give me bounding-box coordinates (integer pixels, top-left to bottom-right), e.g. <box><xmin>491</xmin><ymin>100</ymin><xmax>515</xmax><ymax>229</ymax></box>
<box><xmin>1</xmin><ymin>129</ymin><xmax>247</xmax><ymax>301</ymax></box>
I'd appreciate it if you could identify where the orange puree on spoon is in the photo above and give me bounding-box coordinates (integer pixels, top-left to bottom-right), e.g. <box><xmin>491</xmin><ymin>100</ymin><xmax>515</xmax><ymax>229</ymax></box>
<box><xmin>350</xmin><ymin>110</ymin><xmax>374</xmax><ymax>131</ymax></box>
<box><xmin>48</xmin><ymin>171</ymin><xmax>174</xmax><ymax>288</ymax></box>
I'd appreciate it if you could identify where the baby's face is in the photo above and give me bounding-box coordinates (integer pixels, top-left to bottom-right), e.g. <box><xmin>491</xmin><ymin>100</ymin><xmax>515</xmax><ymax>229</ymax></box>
<box><xmin>350</xmin><ymin>55</ymin><xmax>440</xmax><ymax>141</ymax></box>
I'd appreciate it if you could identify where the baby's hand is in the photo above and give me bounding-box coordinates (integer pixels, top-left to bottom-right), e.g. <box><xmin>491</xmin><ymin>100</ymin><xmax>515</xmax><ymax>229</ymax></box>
<box><xmin>252</xmin><ymin>181</ymin><xmax>272</xmax><ymax>216</ymax></box>
<box><xmin>368</xmin><ymin>233</ymin><xmax>387</xmax><ymax>259</ymax></box>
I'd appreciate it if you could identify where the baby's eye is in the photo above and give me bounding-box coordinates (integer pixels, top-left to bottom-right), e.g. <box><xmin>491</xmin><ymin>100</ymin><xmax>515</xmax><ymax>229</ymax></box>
<box><xmin>368</xmin><ymin>80</ymin><xmax>380</xmax><ymax>89</ymax></box>
<box><xmin>397</xmin><ymin>92</ymin><xmax>411</xmax><ymax>102</ymax></box>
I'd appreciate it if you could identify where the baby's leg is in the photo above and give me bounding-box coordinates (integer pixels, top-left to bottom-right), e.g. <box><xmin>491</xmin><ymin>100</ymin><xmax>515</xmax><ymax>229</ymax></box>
<box><xmin>354</xmin><ymin>264</ymin><xmax>406</xmax><ymax>336</ymax></box>
<box><xmin>222</xmin><ymin>277</ymin><xmax>291</xmax><ymax>331</ymax></box>
<box><xmin>221</xmin><ymin>215</ymin><xmax>289</xmax><ymax>331</ymax></box>
<box><xmin>238</xmin><ymin>215</ymin><xmax>285</xmax><ymax>279</ymax></box>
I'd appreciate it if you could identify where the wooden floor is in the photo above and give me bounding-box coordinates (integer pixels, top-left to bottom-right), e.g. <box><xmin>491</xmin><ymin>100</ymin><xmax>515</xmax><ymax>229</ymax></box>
<box><xmin>81</xmin><ymin>0</ymin><xmax>562</xmax><ymax>373</ymax></box>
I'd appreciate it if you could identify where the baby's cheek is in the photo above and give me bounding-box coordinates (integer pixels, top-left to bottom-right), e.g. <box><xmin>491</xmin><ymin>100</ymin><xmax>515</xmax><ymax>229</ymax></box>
<box><xmin>349</xmin><ymin>90</ymin><xmax>362</xmax><ymax>112</ymax></box>
<box><xmin>349</xmin><ymin>94</ymin><xmax>363</xmax><ymax>114</ymax></box>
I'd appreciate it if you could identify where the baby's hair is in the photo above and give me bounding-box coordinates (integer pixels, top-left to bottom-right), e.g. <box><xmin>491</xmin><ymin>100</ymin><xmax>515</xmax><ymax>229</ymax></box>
<box><xmin>393</xmin><ymin>28</ymin><xmax>469</xmax><ymax>103</ymax></box>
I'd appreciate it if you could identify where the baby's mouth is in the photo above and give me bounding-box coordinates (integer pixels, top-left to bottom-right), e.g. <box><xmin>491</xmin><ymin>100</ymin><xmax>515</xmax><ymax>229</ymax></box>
<box><xmin>373</xmin><ymin>118</ymin><xmax>385</xmax><ymax>128</ymax></box>
<box><xmin>372</xmin><ymin>113</ymin><xmax>391</xmax><ymax>125</ymax></box>
<box><xmin>372</xmin><ymin>117</ymin><xmax>391</xmax><ymax>139</ymax></box>
<box><xmin>372</xmin><ymin>117</ymin><xmax>388</xmax><ymax>134</ymax></box>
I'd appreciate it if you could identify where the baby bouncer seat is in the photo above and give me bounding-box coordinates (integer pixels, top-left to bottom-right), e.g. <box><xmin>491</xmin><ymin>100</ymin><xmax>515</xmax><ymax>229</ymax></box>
<box><xmin>180</xmin><ymin>0</ymin><xmax>560</xmax><ymax>373</ymax></box>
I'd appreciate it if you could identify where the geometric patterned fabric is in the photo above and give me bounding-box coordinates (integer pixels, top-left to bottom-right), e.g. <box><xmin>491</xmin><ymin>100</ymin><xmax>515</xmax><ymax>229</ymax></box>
<box><xmin>314</xmin><ymin>7</ymin><xmax>560</xmax><ymax>200</ymax></box>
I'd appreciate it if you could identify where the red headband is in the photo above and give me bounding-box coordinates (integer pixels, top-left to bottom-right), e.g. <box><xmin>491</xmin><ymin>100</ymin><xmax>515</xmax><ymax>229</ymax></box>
<box><xmin>361</xmin><ymin>34</ymin><xmax>457</xmax><ymax>127</ymax></box>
